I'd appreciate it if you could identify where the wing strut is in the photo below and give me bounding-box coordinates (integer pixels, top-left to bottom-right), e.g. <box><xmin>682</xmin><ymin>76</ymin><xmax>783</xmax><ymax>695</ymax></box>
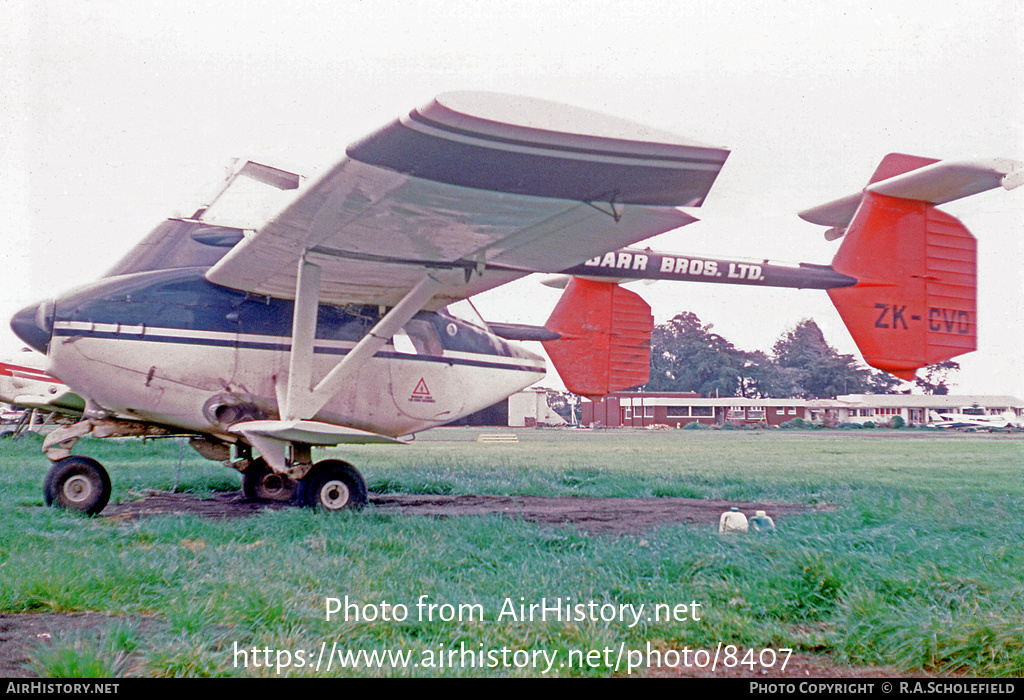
<box><xmin>282</xmin><ymin>255</ymin><xmax>442</xmax><ymax>422</ymax></box>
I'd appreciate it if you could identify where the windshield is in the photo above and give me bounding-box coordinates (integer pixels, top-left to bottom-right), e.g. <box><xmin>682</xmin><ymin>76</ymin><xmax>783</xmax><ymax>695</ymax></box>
<box><xmin>189</xmin><ymin>159</ymin><xmax>305</xmax><ymax>230</ymax></box>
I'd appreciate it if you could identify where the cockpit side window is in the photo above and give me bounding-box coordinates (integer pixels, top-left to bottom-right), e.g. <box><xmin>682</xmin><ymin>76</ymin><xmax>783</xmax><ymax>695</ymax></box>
<box><xmin>391</xmin><ymin>319</ymin><xmax>443</xmax><ymax>356</ymax></box>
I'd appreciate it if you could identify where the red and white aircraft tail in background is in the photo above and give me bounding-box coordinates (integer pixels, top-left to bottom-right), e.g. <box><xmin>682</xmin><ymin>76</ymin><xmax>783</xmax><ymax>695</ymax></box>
<box><xmin>0</xmin><ymin>358</ymin><xmax>84</xmax><ymax>438</ymax></box>
<box><xmin>0</xmin><ymin>359</ymin><xmax>84</xmax><ymax>417</ymax></box>
<box><xmin>9</xmin><ymin>92</ymin><xmax>1021</xmax><ymax>515</ymax></box>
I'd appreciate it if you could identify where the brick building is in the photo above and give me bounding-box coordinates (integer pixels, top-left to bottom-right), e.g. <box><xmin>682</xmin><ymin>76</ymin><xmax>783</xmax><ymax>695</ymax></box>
<box><xmin>580</xmin><ymin>392</ymin><xmax>1024</xmax><ymax>428</ymax></box>
<box><xmin>582</xmin><ymin>392</ymin><xmax>811</xmax><ymax>428</ymax></box>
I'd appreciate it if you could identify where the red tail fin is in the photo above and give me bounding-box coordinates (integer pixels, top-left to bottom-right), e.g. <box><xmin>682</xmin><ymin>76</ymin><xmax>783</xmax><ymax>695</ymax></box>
<box><xmin>542</xmin><ymin>278</ymin><xmax>653</xmax><ymax>398</ymax></box>
<box><xmin>827</xmin><ymin>192</ymin><xmax>976</xmax><ymax>380</ymax></box>
<box><xmin>866</xmin><ymin>153</ymin><xmax>940</xmax><ymax>184</ymax></box>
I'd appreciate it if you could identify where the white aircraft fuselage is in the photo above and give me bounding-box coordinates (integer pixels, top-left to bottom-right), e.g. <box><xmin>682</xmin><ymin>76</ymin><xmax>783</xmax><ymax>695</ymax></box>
<box><xmin>13</xmin><ymin>219</ymin><xmax>546</xmax><ymax>442</ymax></box>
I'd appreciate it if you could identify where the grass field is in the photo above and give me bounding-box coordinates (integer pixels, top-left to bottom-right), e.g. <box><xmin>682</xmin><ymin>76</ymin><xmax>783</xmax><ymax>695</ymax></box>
<box><xmin>1</xmin><ymin>428</ymin><xmax>1022</xmax><ymax>677</ymax></box>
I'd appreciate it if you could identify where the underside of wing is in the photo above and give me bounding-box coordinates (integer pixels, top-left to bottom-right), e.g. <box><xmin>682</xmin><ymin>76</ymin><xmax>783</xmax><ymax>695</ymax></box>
<box><xmin>205</xmin><ymin>92</ymin><xmax>729</xmax><ymax>307</ymax></box>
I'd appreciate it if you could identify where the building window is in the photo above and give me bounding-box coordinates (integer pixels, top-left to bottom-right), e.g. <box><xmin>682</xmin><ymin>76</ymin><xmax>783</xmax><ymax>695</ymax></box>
<box><xmin>691</xmin><ymin>406</ymin><xmax>713</xmax><ymax>417</ymax></box>
<box><xmin>788</xmin><ymin>408</ymin><xmax>797</xmax><ymax>415</ymax></box>
<box><xmin>667</xmin><ymin>406</ymin><xmax>689</xmax><ymax>417</ymax></box>
<box><xmin>623</xmin><ymin>408</ymin><xmax>632</xmax><ymax>420</ymax></box>
<box><xmin>748</xmin><ymin>407</ymin><xmax>765</xmax><ymax>420</ymax></box>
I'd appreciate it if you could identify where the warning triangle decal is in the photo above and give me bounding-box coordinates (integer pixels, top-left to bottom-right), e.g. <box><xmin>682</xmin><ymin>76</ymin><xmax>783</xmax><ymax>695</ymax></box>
<box><xmin>410</xmin><ymin>378</ymin><xmax>435</xmax><ymax>402</ymax></box>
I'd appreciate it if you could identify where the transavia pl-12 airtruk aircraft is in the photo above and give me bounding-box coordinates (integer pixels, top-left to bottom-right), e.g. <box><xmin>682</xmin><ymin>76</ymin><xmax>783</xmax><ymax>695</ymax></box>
<box><xmin>10</xmin><ymin>92</ymin><xmax>1022</xmax><ymax>515</ymax></box>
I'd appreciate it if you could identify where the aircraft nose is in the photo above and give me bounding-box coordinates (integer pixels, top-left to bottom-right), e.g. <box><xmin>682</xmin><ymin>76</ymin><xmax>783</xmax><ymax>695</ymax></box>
<box><xmin>11</xmin><ymin>299</ymin><xmax>55</xmax><ymax>354</ymax></box>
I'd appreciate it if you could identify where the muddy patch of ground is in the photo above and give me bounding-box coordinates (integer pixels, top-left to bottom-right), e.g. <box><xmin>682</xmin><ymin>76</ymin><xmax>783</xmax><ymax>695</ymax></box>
<box><xmin>101</xmin><ymin>490</ymin><xmax>831</xmax><ymax>536</ymax></box>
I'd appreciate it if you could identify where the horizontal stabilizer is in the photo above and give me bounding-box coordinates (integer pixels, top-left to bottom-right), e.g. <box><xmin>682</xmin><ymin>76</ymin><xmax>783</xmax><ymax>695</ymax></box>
<box><xmin>800</xmin><ymin>154</ymin><xmax>1023</xmax><ymax>231</ymax></box>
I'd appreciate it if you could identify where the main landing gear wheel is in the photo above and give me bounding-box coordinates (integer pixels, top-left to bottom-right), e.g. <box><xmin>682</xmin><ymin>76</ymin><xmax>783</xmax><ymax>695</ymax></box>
<box><xmin>297</xmin><ymin>460</ymin><xmax>368</xmax><ymax>511</ymax></box>
<box><xmin>43</xmin><ymin>456</ymin><xmax>112</xmax><ymax>516</ymax></box>
<box><xmin>242</xmin><ymin>458</ymin><xmax>297</xmax><ymax>503</ymax></box>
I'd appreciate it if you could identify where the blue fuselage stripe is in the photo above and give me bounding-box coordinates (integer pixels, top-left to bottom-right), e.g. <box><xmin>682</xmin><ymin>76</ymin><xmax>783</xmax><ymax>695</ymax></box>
<box><xmin>53</xmin><ymin>328</ymin><xmax>547</xmax><ymax>374</ymax></box>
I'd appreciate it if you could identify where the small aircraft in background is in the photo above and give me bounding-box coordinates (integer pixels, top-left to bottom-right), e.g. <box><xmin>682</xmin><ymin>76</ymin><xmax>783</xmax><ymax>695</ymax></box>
<box><xmin>9</xmin><ymin>92</ymin><xmax>1021</xmax><ymax>515</ymax></box>
<box><xmin>0</xmin><ymin>359</ymin><xmax>84</xmax><ymax>438</ymax></box>
<box><xmin>927</xmin><ymin>405</ymin><xmax>1023</xmax><ymax>431</ymax></box>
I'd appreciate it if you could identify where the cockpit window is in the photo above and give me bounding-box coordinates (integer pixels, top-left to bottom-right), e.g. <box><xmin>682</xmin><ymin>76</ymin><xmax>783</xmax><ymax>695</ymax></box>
<box><xmin>191</xmin><ymin>159</ymin><xmax>304</xmax><ymax>229</ymax></box>
<box><xmin>391</xmin><ymin>319</ymin><xmax>443</xmax><ymax>356</ymax></box>
<box><xmin>104</xmin><ymin>220</ymin><xmax>239</xmax><ymax>277</ymax></box>
<box><xmin>441</xmin><ymin>299</ymin><xmax>490</xmax><ymax>332</ymax></box>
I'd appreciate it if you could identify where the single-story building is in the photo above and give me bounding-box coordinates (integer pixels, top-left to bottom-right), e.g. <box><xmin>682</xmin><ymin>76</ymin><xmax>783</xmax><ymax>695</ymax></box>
<box><xmin>809</xmin><ymin>394</ymin><xmax>1024</xmax><ymax>427</ymax></box>
<box><xmin>582</xmin><ymin>392</ymin><xmax>811</xmax><ymax>428</ymax></box>
<box><xmin>508</xmin><ymin>388</ymin><xmax>568</xmax><ymax>428</ymax></box>
<box><xmin>581</xmin><ymin>392</ymin><xmax>1024</xmax><ymax>428</ymax></box>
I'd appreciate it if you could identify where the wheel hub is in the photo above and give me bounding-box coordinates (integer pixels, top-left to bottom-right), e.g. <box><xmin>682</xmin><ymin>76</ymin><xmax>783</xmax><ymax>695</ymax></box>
<box><xmin>260</xmin><ymin>474</ymin><xmax>287</xmax><ymax>499</ymax></box>
<box><xmin>63</xmin><ymin>475</ymin><xmax>93</xmax><ymax>503</ymax></box>
<box><xmin>319</xmin><ymin>480</ymin><xmax>351</xmax><ymax>510</ymax></box>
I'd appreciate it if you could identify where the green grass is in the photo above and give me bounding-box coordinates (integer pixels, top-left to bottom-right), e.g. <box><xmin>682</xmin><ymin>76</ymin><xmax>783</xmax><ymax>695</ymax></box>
<box><xmin>1</xmin><ymin>429</ymin><xmax>1022</xmax><ymax>676</ymax></box>
<box><xmin>27</xmin><ymin>622</ymin><xmax>138</xmax><ymax>678</ymax></box>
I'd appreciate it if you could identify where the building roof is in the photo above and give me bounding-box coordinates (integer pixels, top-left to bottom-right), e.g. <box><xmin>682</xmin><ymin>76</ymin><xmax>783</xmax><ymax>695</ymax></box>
<box><xmin>832</xmin><ymin>394</ymin><xmax>1024</xmax><ymax>409</ymax></box>
<box><xmin>588</xmin><ymin>392</ymin><xmax>1023</xmax><ymax>409</ymax></box>
<box><xmin>610</xmin><ymin>394</ymin><xmax>807</xmax><ymax>407</ymax></box>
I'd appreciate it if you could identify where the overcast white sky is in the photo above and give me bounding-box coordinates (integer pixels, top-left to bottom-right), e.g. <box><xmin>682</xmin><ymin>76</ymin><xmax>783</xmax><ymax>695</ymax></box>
<box><xmin>2</xmin><ymin>0</ymin><xmax>1022</xmax><ymax>396</ymax></box>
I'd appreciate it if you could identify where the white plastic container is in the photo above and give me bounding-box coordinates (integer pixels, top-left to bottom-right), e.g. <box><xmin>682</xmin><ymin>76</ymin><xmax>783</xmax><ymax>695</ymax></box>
<box><xmin>749</xmin><ymin>510</ymin><xmax>776</xmax><ymax>534</ymax></box>
<box><xmin>718</xmin><ymin>506</ymin><xmax>748</xmax><ymax>534</ymax></box>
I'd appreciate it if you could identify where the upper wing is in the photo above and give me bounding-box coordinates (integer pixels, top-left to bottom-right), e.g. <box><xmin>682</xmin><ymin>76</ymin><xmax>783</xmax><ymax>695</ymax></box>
<box><xmin>205</xmin><ymin>92</ymin><xmax>729</xmax><ymax>307</ymax></box>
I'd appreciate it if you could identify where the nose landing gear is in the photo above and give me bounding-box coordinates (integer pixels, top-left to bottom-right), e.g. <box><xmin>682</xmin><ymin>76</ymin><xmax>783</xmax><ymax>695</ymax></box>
<box><xmin>43</xmin><ymin>456</ymin><xmax>112</xmax><ymax>516</ymax></box>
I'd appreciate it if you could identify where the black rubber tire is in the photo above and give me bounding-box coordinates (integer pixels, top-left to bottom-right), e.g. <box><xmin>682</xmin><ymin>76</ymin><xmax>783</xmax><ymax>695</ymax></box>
<box><xmin>241</xmin><ymin>458</ymin><xmax>297</xmax><ymax>503</ymax></box>
<box><xmin>297</xmin><ymin>460</ymin><xmax>367</xmax><ymax>511</ymax></box>
<box><xmin>43</xmin><ymin>456</ymin><xmax>111</xmax><ymax>516</ymax></box>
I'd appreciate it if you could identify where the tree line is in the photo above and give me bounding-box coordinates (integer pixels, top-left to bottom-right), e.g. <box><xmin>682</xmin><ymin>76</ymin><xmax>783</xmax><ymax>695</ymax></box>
<box><xmin>642</xmin><ymin>312</ymin><xmax>958</xmax><ymax>398</ymax></box>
